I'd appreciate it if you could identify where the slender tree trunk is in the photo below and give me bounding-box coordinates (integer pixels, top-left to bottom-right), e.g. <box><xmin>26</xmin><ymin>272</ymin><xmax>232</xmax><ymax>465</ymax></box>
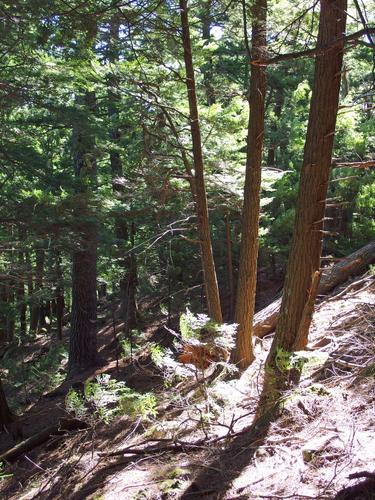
<box><xmin>267</xmin><ymin>87</ymin><xmax>284</xmax><ymax>166</ymax></box>
<box><xmin>25</xmin><ymin>250</ymin><xmax>33</xmax><ymax>331</ymax></box>
<box><xmin>0</xmin><ymin>281</ymin><xmax>7</xmax><ymax>344</ymax></box>
<box><xmin>225</xmin><ymin>212</ymin><xmax>235</xmax><ymax>320</ymax></box>
<box><xmin>201</xmin><ymin>0</ymin><xmax>215</xmax><ymax>105</ymax></box>
<box><xmin>179</xmin><ymin>0</ymin><xmax>222</xmax><ymax>323</ymax></box>
<box><xmin>30</xmin><ymin>246</ymin><xmax>44</xmax><ymax>334</ymax></box>
<box><xmin>16</xmin><ymin>249</ymin><xmax>27</xmax><ymax>338</ymax></box>
<box><xmin>234</xmin><ymin>0</ymin><xmax>267</xmax><ymax>368</ymax></box>
<box><xmin>123</xmin><ymin>222</ymin><xmax>138</xmax><ymax>337</ymax></box>
<box><xmin>68</xmin><ymin>91</ymin><xmax>98</xmax><ymax>373</ymax></box>
<box><xmin>107</xmin><ymin>17</ymin><xmax>135</xmax><ymax>327</ymax></box>
<box><xmin>268</xmin><ymin>0</ymin><xmax>347</xmax><ymax>362</ymax></box>
<box><xmin>0</xmin><ymin>377</ymin><xmax>13</xmax><ymax>430</ymax></box>
<box><xmin>6</xmin><ymin>277</ymin><xmax>15</xmax><ymax>341</ymax></box>
<box><xmin>55</xmin><ymin>250</ymin><xmax>64</xmax><ymax>340</ymax></box>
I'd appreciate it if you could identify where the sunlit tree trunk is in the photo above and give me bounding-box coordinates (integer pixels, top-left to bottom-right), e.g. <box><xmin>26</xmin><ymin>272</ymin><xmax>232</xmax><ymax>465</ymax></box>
<box><xmin>268</xmin><ymin>0</ymin><xmax>347</xmax><ymax>363</ymax></box>
<box><xmin>234</xmin><ymin>0</ymin><xmax>267</xmax><ymax>368</ymax></box>
<box><xmin>180</xmin><ymin>0</ymin><xmax>222</xmax><ymax>323</ymax></box>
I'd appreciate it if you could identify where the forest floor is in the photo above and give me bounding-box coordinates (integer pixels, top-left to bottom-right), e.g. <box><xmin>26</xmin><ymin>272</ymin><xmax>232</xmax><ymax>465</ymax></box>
<box><xmin>0</xmin><ymin>275</ymin><xmax>375</xmax><ymax>500</ymax></box>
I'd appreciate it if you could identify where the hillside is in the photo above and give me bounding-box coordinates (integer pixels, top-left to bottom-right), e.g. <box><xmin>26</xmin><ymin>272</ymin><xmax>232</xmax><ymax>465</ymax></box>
<box><xmin>0</xmin><ymin>273</ymin><xmax>374</xmax><ymax>500</ymax></box>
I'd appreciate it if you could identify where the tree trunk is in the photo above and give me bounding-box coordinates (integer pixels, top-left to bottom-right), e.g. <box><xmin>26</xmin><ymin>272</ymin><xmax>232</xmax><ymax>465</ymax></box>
<box><xmin>253</xmin><ymin>240</ymin><xmax>375</xmax><ymax>338</ymax></box>
<box><xmin>201</xmin><ymin>0</ymin><xmax>215</xmax><ymax>106</ymax></box>
<box><xmin>0</xmin><ymin>282</ymin><xmax>7</xmax><ymax>344</ymax></box>
<box><xmin>234</xmin><ymin>0</ymin><xmax>267</xmax><ymax>368</ymax></box>
<box><xmin>268</xmin><ymin>0</ymin><xmax>347</xmax><ymax>360</ymax></box>
<box><xmin>17</xmin><ymin>238</ymin><xmax>27</xmax><ymax>339</ymax></box>
<box><xmin>30</xmin><ymin>246</ymin><xmax>45</xmax><ymax>334</ymax></box>
<box><xmin>55</xmin><ymin>250</ymin><xmax>64</xmax><ymax>340</ymax></box>
<box><xmin>68</xmin><ymin>91</ymin><xmax>98</xmax><ymax>374</ymax></box>
<box><xmin>5</xmin><ymin>278</ymin><xmax>15</xmax><ymax>342</ymax></box>
<box><xmin>180</xmin><ymin>0</ymin><xmax>222</xmax><ymax>323</ymax></box>
<box><xmin>225</xmin><ymin>212</ymin><xmax>235</xmax><ymax>321</ymax></box>
<box><xmin>267</xmin><ymin>87</ymin><xmax>284</xmax><ymax>166</ymax></box>
<box><xmin>0</xmin><ymin>377</ymin><xmax>13</xmax><ymax>430</ymax></box>
<box><xmin>107</xmin><ymin>17</ymin><xmax>135</xmax><ymax>328</ymax></box>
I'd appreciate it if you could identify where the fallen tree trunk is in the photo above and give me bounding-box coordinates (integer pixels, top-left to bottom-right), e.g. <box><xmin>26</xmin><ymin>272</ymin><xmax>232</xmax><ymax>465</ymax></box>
<box><xmin>254</xmin><ymin>241</ymin><xmax>375</xmax><ymax>338</ymax></box>
<box><xmin>0</xmin><ymin>418</ymin><xmax>87</xmax><ymax>463</ymax></box>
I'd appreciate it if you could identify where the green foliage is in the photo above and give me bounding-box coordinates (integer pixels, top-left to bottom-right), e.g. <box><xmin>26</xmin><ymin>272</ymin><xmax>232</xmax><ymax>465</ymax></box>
<box><xmin>179</xmin><ymin>309</ymin><xmax>236</xmax><ymax>350</ymax></box>
<box><xmin>149</xmin><ymin>343</ymin><xmax>166</xmax><ymax>367</ymax></box>
<box><xmin>66</xmin><ymin>374</ymin><xmax>157</xmax><ymax>424</ymax></box>
<box><xmin>0</xmin><ymin>462</ymin><xmax>13</xmax><ymax>481</ymax></box>
<box><xmin>275</xmin><ymin>348</ymin><xmax>306</xmax><ymax>373</ymax></box>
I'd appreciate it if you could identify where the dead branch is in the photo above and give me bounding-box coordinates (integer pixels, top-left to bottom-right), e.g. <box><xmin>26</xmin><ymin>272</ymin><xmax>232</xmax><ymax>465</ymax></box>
<box><xmin>332</xmin><ymin>160</ymin><xmax>375</xmax><ymax>169</ymax></box>
<box><xmin>253</xmin><ymin>28</ymin><xmax>375</xmax><ymax>66</ymax></box>
<box><xmin>0</xmin><ymin>418</ymin><xmax>88</xmax><ymax>462</ymax></box>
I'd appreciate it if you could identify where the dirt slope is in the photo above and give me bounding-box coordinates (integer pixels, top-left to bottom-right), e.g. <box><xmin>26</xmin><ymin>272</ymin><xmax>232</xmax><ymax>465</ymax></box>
<box><xmin>0</xmin><ymin>277</ymin><xmax>374</xmax><ymax>500</ymax></box>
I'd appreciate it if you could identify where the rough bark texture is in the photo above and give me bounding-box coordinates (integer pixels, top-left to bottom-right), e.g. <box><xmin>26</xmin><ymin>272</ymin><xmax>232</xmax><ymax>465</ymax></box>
<box><xmin>234</xmin><ymin>0</ymin><xmax>267</xmax><ymax>368</ymax></box>
<box><xmin>269</xmin><ymin>0</ymin><xmax>347</xmax><ymax>357</ymax></box>
<box><xmin>225</xmin><ymin>212</ymin><xmax>235</xmax><ymax>320</ymax></box>
<box><xmin>0</xmin><ymin>377</ymin><xmax>13</xmax><ymax>430</ymax></box>
<box><xmin>68</xmin><ymin>92</ymin><xmax>98</xmax><ymax>374</ymax></box>
<box><xmin>254</xmin><ymin>242</ymin><xmax>375</xmax><ymax>339</ymax></box>
<box><xmin>180</xmin><ymin>0</ymin><xmax>222</xmax><ymax>323</ymax></box>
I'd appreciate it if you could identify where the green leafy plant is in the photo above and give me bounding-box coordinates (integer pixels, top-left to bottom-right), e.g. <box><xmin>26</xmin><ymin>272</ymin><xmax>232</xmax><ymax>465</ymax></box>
<box><xmin>0</xmin><ymin>462</ymin><xmax>13</xmax><ymax>481</ymax></box>
<box><xmin>66</xmin><ymin>374</ymin><xmax>157</xmax><ymax>424</ymax></box>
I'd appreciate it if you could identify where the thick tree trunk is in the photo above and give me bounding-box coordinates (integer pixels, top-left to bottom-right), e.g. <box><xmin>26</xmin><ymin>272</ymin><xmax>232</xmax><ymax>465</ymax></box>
<box><xmin>253</xmin><ymin>240</ymin><xmax>375</xmax><ymax>338</ymax></box>
<box><xmin>0</xmin><ymin>377</ymin><xmax>13</xmax><ymax>430</ymax></box>
<box><xmin>180</xmin><ymin>0</ymin><xmax>222</xmax><ymax>323</ymax></box>
<box><xmin>68</xmin><ymin>91</ymin><xmax>98</xmax><ymax>374</ymax></box>
<box><xmin>267</xmin><ymin>0</ymin><xmax>347</xmax><ymax>360</ymax></box>
<box><xmin>234</xmin><ymin>0</ymin><xmax>267</xmax><ymax>368</ymax></box>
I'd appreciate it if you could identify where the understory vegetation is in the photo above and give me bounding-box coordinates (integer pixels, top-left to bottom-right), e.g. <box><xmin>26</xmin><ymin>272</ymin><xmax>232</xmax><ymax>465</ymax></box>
<box><xmin>0</xmin><ymin>0</ymin><xmax>374</xmax><ymax>499</ymax></box>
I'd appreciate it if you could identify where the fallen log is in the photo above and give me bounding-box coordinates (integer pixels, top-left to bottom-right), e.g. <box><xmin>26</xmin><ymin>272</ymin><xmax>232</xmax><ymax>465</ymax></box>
<box><xmin>254</xmin><ymin>241</ymin><xmax>375</xmax><ymax>338</ymax></box>
<box><xmin>0</xmin><ymin>418</ymin><xmax>88</xmax><ymax>463</ymax></box>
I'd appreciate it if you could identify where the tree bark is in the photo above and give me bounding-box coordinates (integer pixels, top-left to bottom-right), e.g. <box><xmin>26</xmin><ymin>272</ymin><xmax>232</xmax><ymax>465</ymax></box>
<box><xmin>0</xmin><ymin>377</ymin><xmax>13</xmax><ymax>431</ymax></box>
<box><xmin>225</xmin><ymin>212</ymin><xmax>235</xmax><ymax>321</ymax></box>
<box><xmin>180</xmin><ymin>0</ymin><xmax>222</xmax><ymax>323</ymax></box>
<box><xmin>17</xmin><ymin>252</ymin><xmax>27</xmax><ymax>338</ymax></box>
<box><xmin>55</xmin><ymin>249</ymin><xmax>64</xmax><ymax>340</ymax></box>
<box><xmin>30</xmin><ymin>246</ymin><xmax>45</xmax><ymax>334</ymax></box>
<box><xmin>68</xmin><ymin>91</ymin><xmax>98</xmax><ymax>374</ymax></box>
<box><xmin>234</xmin><ymin>0</ymin><xmax>267</xmax><ymax>368</ymax></box>
<box><xmin>268</xmin><ymin>0</ymin><xmax>347</xmax><ymax>360</ymax></box>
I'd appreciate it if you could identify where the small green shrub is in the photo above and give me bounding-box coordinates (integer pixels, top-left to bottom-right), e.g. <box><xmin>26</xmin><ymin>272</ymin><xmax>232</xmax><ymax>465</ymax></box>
<box><xmin>0</xmin><ymin>462</ymin><xmax>12</xmax><ymax>481</ymax></box>
<box><xmin>66</xmin><ymin>374</ymin><xmax>157</xmax><ymax>423</ymax></box>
